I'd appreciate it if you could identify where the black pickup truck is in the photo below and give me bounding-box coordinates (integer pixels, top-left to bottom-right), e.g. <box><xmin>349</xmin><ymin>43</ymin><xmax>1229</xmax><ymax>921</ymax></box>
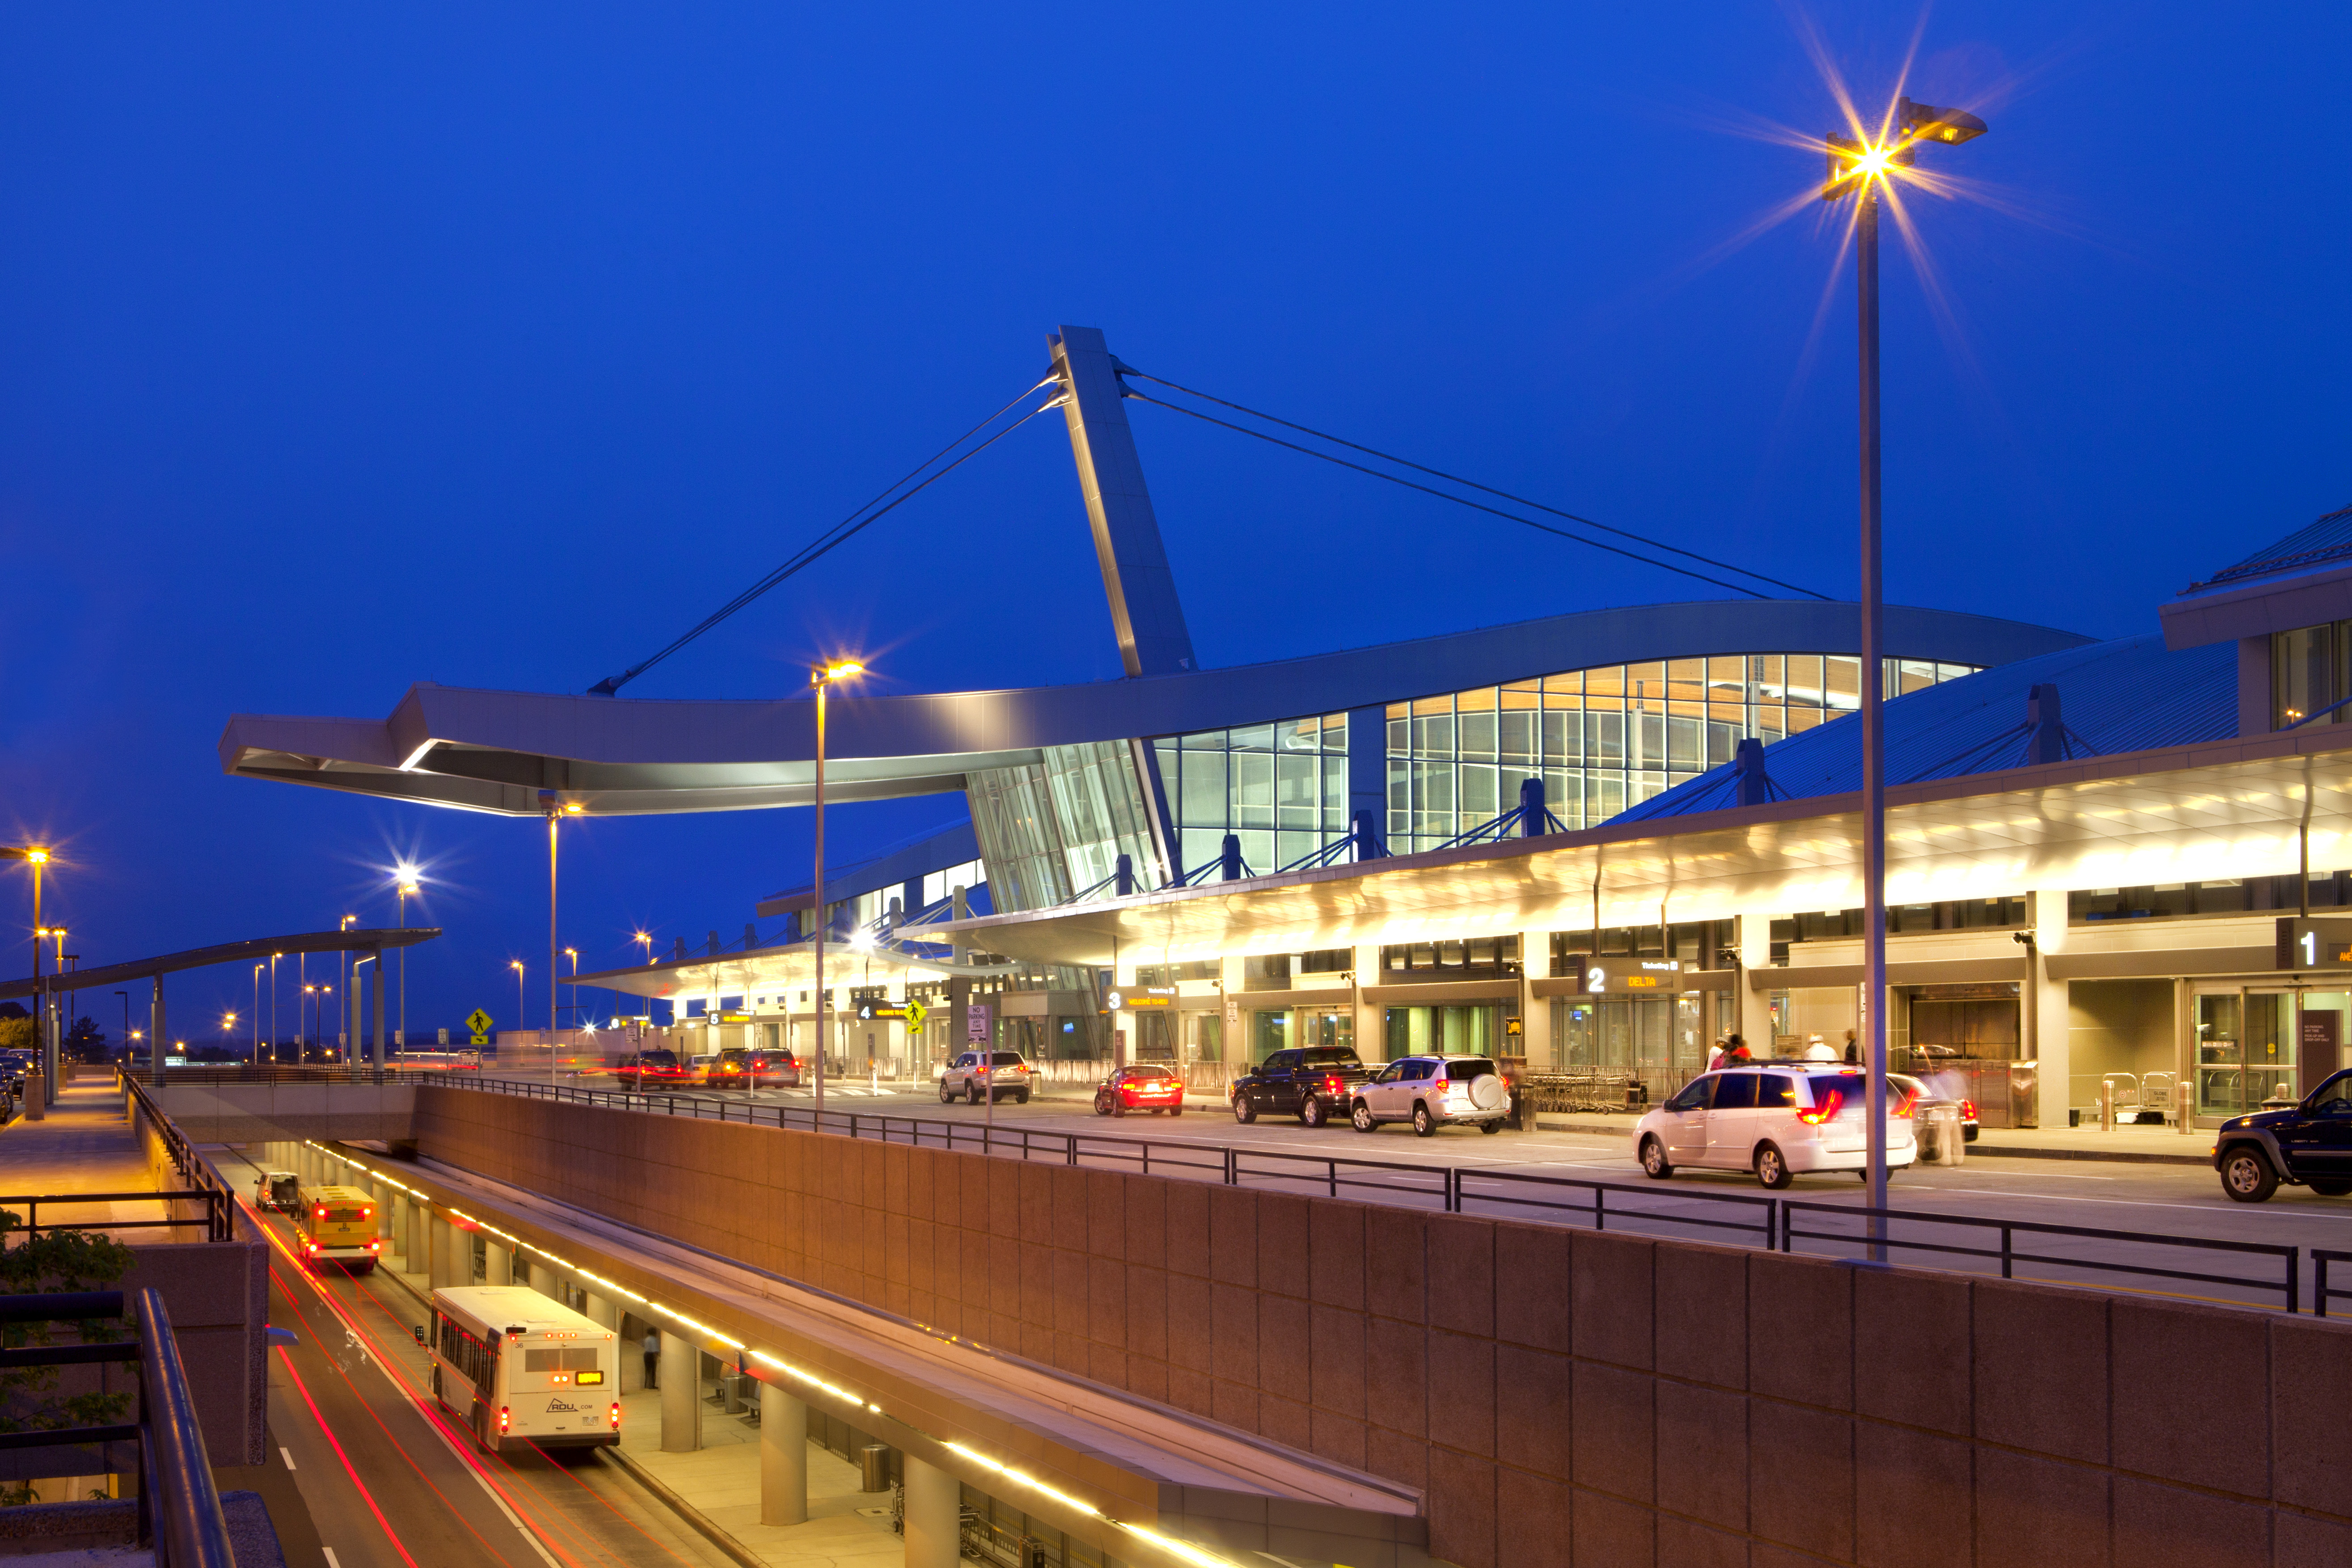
<box><xmin>1231</xmin><ymin>1046</ymin><xmax>1372</xmax><ymax>1128</ymax></box>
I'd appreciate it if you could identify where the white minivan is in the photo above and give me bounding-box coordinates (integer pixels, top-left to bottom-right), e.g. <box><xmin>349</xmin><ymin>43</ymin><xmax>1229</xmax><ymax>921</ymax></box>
<box><xmin>1633</xmin><ymin>1065</ymin><xmax>1917</xmax><ymax>1189</ymax></box>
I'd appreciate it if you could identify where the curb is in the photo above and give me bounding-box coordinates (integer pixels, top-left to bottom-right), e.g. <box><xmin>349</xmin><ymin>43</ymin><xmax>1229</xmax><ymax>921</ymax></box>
<box><xmin>600</xmin><ymin>1445</ymin><xmax>769</xmax><ymax>1568</ymax></box>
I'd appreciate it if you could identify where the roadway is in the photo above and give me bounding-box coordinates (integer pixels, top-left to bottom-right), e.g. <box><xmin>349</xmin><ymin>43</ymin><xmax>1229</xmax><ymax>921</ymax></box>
<box><xmin>213</xmin><ymin>1147</ymin><xmax>731</xmax><ymax>1568</ymax></box>
<box><xmin>514</xmin><ymin>1075</ymin><xmax>2352</xmax><ymax>1314</ymax></box>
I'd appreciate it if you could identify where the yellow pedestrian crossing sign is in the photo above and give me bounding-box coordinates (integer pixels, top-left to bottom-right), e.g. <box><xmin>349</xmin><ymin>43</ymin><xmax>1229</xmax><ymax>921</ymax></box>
<box><xmin>904</xmin><ymin>1000</ymin><xmax>927</xmax><ymax>1031</ymax></box>
<box><xmin>466</xmin><ymin>1008</ymin><xmax>493</xmax><ymax>1044</ymax></box>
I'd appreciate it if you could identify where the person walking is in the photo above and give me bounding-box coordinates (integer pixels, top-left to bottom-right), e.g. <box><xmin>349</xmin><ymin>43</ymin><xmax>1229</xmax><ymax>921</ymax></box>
<box><xmin>1805</xmin><ymin>1034</ymin><xmax>1837</xmax><ymax>1061</ymax></box>
<box><xmin>1706</xmin><ymin>1038</ymin><xmax>1728</xmax><ymax>1071</ymax></box>
<box><xmin>1843</xmin><ymin>1029</ymin><xmax>1860</xmax><ymax>1065</ymax></box>
<box><xmin>642</xmin><ymin>1327</ymin><xmax>660</xmax><ymax>1390</ymax></box>
<box><xmin>1723</xmin><ymin>1034</ymin><xmax>1752</xmax><ymax>1068</ymax></box>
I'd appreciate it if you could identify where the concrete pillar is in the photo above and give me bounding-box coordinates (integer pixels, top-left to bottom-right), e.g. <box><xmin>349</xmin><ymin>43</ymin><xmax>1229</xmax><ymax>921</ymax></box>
<box><xmin>374</xmin><ymin>1182</ymin><xmax>394</xmax><ymax>1240</ymax></box>
<box><xmin>1738</xmin><ymin>912</ymin><xmax>1774</xmax><ymax>1050</ymax></box>
<box><xmin>1517</xmin><ymin>929</ymin><xmax>1550</xmax><ymax>1066</ymax></box>
<box><xmin>528</xmin><ymin>1261</ymin><xmax>556</xmax><ymax>1299</ymax></box>
<box><xmin>404</xmin><ymin>1201</ymin><xmax>427</xmax><ymax>1277</ymax></box>
<box><xmin>427</xmin><ymin>1214</ymin><xmax>453</xmax><ymax>1291</ymax></box>
<box><xmin>658</xmin><ymin>1331</ymin><xmax>700</xmax><ymax>1453</ymax></box>
<box><xmin>583</xmin><ymin>1291</ymin><xmax>617</xmax><ymax>1331</ymax></box>
<box><xmin>483</xmin><ymin>1241</ymin><xmax>511</xmax><ymax>1287</ymax></box>
<box><xmin>2030</xmin><ymin>889</ymin><xmax>2070</xmax><ymax>1129</ymax></box>
<box><xmin>902</xmin><ymin>1454</ymin><xmax>959</xmax><ymax>1568</ymax></box>
<box><xmin>758</xmin><ymin>1384</ymin><xmax>807</xmax><ymax>1525</ymax></box>
<box><xmin>1351</xmin><ymin>943</ymin><xmax>1381</xmax><ymax>1063</ymax></box>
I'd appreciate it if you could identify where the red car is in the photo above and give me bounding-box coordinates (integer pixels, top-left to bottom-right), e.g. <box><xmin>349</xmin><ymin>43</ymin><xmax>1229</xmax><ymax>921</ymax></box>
<box><xmin>615</xmin><ymin>1049</ymin><xmax>689</xmax><ymax>1090</ymax></box>
<box><xmin>1094</xmin><ymin>1064</ymin><xmax>1186</xmax><ymax>1118</ymax></box>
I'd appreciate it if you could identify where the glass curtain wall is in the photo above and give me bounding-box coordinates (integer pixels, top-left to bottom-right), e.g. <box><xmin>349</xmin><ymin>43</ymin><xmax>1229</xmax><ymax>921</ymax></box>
<box><xmin>1384</xmin><ymin>655</ymin><xmax>1972</xmax><ymax>853</ymax></box>
<box><xmin>964</xmin><ymin>741</ymin><xmax>1162</xmax><ymax>913</ymax></box>
<box><xmin>1147</xmin><ymin>656</ymin><xmax>1973</xmax><ymax>869</ymax></box>
<box><xmin>1152</xmin><ymin>713</ymin><xmax>1349</xmax><ymax>881</ymax></box>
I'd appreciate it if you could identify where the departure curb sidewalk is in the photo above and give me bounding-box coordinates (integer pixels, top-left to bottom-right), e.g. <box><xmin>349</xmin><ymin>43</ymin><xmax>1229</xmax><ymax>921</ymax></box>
<box><xmin>599</xmin><ymin>1446</ymin><xmax>768</xmax><ymax>1568</ymax></box>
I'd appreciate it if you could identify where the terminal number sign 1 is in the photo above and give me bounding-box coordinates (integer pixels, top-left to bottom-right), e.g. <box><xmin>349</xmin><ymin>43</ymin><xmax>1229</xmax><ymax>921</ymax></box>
<box><xmin>465</xmin><ymin>1008</ymin><xmax>494</xmax><ymax>1045</ymax></box>
<box><xmin>2279</xmin><ymin>918</ymin><xmax>2352</xmax><ymax>972</ymax></box>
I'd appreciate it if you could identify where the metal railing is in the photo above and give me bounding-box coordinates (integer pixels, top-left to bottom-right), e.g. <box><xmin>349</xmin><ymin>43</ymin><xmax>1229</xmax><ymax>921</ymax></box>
<box><xmin>0</xmin><ymin>1289</ymin><xmax>234</xmax><ymax>1566</ymax></box>
<box><xmin>405</xmin><ymin>1072</ymin><xmax>2318</xmax><ymax>1314</ymax></box>
<box><xmin>2314</xmin><ymin>1249</ymin><xmax>2352</xmax><ymax>1318</ymax></box>
<box><xmin>120</xmin><ymin>1079</ymin><xmax>238</xmax><ymax>1242</ymax></box>
<box><xmin>0</xmin><ymin>1192</ymin><xmax>228</xmax><ymax>1244</ymax></box>
<box><xmin>1778</xmin><ymin>1200</ymin><xmax>2301</xmax><ymax>1313</ymax></box>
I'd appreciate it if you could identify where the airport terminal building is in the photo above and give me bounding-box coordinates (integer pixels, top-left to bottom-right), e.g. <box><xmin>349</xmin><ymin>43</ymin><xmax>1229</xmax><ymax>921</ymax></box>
<box><xmin>219</xmin><ymin>327</ymin><xmax>2352</xmax><ymax>1130</ymax></box>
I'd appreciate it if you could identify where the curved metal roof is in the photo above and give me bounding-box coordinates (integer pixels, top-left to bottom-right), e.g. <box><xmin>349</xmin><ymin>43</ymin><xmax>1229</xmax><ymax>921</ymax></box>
<box><xmin>218</xmin><ymin>598</ymin><xmax>2089</xmax><ymax>816</ymax></box>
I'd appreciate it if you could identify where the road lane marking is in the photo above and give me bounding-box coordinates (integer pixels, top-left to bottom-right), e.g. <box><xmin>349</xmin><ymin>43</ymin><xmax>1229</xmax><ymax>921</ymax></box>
<box><xmin>275</xmin><ymin>1347</ymin><xmax>422</xmax><ymax>1568</ymax></box>
<box><xmin>279</xmin><ymin>1446</ymin><xmax>295</xmax><ymax>1470</ymax></box>
<box><xmin>323</xmin><ymin>1551</ymin><xmax>341</xmax><ymax>1568</ymax></box>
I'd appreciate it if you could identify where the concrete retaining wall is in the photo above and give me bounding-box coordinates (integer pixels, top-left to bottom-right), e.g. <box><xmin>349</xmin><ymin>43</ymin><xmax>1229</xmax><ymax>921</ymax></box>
<box><xmin>148</xmin><ymin>1082</ymin><xmax>416</xmax><ymax>1145</ymax></box>
<box><xmin>414</xmin><ymin>1086</ymin><xmax>2352</xmax><ymax>1568</ymax></box>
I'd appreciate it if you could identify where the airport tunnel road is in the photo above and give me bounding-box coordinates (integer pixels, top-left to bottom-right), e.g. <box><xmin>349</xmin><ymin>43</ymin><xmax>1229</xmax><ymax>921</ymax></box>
<box><xmin>221</xmin><ymin>1148</ymin><xmax>733</xmax><ymax>1568</ymax></box>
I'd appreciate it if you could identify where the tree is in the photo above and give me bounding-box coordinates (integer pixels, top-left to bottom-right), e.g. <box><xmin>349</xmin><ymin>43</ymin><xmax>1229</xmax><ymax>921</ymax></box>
<box><xmin>0</xmin><ymin>1017</ymin><xmax>32</xmax><ymax>1056</ymax></box>
<box><xmin>0</xmin><ymin>1213</ymin><xmax>136</xmax><ymax>1505</ymax></box>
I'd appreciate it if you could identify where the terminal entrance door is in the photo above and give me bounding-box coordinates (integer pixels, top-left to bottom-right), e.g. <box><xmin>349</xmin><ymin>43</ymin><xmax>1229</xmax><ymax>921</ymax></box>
<box><xmin>2194</xmin><ymin>990</ymin><xmax>2297</xmax><ymax>1122</ymax></box>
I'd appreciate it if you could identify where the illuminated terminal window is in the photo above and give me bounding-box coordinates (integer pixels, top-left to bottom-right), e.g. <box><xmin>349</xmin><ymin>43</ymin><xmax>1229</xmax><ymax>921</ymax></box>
<box><xmin>1151</xmin><ymin>655</ymin><xmax>1974</xmax><ymax>867</ymax></box>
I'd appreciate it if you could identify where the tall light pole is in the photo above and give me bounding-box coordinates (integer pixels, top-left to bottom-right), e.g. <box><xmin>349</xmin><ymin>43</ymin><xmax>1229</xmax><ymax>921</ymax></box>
<box><xmin>114</xmin><ymin>991</ymin><xmax>129</xmax><ymax>1064</ymax></box>
<box><xmin>3</xmin><ymin>849</ymin><xmax>49</xmax><ymax>1103</ymax></box>
<box><xmin>809</xmin><ymin>658</ymin><xmax>868</xmax><ymax>1120</ymax></box>
<box><xmin>338</xmin><ymin>914</ymin><xmax>357</xmax><ymax>1055</ymax></box>
<box><xmin>565</xmin><ymin>947</ymin><xmax>579</xmax><ymax>1031</ymax></box>
<box><xmin>395</xmin><ymin>866</ymin><xmax>420</xmax><ymax>1055</ymax></box>
<box><xmin>269</xmin><ymin>954</ymin><xmax>281</xmax><ymax>1064</ymax></box>
<box><xmin>1824</xmin><ymin>96</ymin><xmax>1987</xmax><ymax>1246</ymax></box>
<box><xmin>250</xmin><ymin>965</ymin><xmax>263</xmax><ymax>1062</ymax></box>
<box><xmin>539</xmin><ymin>797</ymin><xmax>581</xmax><ymax>1080</ymax></box>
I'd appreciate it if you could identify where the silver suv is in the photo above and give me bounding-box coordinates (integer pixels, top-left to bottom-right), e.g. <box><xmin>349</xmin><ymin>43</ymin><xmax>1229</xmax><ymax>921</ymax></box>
<box><xmin>939</xmin><ymin>1049</ymin><xmax>1033</xmax><ymax>1105</ymax></box>
<box><xmin>1348</xmin><ymin>1055</ymin><xmax>1510</xmax><ymax>1136</ymax></box>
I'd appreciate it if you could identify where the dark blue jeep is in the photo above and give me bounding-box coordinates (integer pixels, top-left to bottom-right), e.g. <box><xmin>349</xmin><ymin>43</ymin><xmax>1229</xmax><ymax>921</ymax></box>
<box><xmin>2213</xmin><ymin>1069</ymin><xmax>2352</xmax><ymax>1203</ymax></box>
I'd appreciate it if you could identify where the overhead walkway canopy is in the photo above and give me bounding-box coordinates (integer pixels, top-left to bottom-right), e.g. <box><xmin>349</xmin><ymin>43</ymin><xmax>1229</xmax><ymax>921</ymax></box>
<box><xmin>0</xmin><ymin>927</ymin><xmax>439</xmax><ymax>1004</ymax></box>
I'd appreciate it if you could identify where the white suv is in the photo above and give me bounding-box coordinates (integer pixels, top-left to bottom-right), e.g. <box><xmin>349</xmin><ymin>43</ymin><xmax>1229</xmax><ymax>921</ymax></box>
<box><xmin>1348</xmin><ymin>1055</ymin><xmax>1511</xmax><ymax>1137</ymax></box>
<box><xmin>1633</xmin><ymin>1065</ymin><xmax>1917</xmax><ymax>1189</ymax></box>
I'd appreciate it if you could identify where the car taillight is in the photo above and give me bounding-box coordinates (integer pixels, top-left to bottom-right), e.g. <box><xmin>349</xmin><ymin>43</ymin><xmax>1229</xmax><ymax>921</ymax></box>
<box><xmin>1431</xmin><ymin>1078</ymin><xmax>1449</xmax><ymax>1094</ymax></box>
<box><xmin>1892</xmin><ymin>1090</ymin><xmax>1916</xmax><ymax>1120</ymax></box>
<box><xmin>1961</xmin><ymin>1099</ymin><xmax>1977</xmax><ymax>1121</ymax></box>
<box><xmin>609</xmin><ymin>1402</ymin><xmax>621</xmax><ymax>1429</ymax></box>
<box><xmin>1323</xmin><ymin>1075</ymin><xmax>1341</xmax><ymax>1095</ymax></box>
<box><xmin>1799</xmin><ymin>1089</ymin><xmax>1842</xmax><ymax>1125</ymax></box>
<box><xmin>498</xmin><ymin>1407</ymin><xmax>510</xmax><ymax>1434</ymax></box>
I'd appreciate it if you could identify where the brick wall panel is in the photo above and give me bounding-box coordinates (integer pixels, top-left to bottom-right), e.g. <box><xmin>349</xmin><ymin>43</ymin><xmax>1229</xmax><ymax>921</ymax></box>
<box><xmin>1165</xmin><ymin>1183</ymin><xmax>1209</xmax><ymax>1277</ymax></box>
<box><xmin>1494</xmin><ymin>1346</ymin><xmax>1569</xmax><ymax>1483</ymax></box>
<box><xmin>1748</xmin><ymin>1401</ymin><xmax>1851</xmax><ymax>1560</ymax></box>
<box><xmin>1257</xmin><ymin>1295</ymin><xmax>1311</xmax><ymax>1405</ymax></box>
<box><xmin>1427</xmin><ymin>1329</ymin><xmax>1495</xmax><ymax>1460</ymax></box>
<box><xmin>2270</xmin><ymin>1316</ymin><xmax>2352</xmax><ymax>1513</ymax></box>
<box><xmin>1208</xmin><ymin>1188</ymin><xmax>1258</xmax><ymax>1288</ymax></box>
<box><xmin>1365</xmin><ymin>1210</ymin><xmax>1428</xmax><ymax>1325</ymax></box>
<box><xmin>1428</xmin><ymin>1216</ymin><xmax>1495</xmax><ymax>1338</ymax></box>
<box><xmin>1125</xmin><ymin>1264</ymin><xmax>1169</xmax><ymax>1362</ymax></box>
<box><xmin>1972</xmin><ymin>1280</ymin><xmax>2108</xmax><ymax>1466</ymax></box>
<box><xmin>1166</xmin><ymin>1275</ymin><xmax>1212</xmax><ymax>1374</ymax></box>
<box><xmin>1973</xmin><ymin>1446</ymin><xmax>2109</xmax><ymax>1568</ymax></box>
<box><xmin>1084</xmin><ymin>1170</ymin><xmax>1126</xmax><ymax>1263</ymax></box>
<box><xmin>1363</xmin><ymin>1315</ymin><xmax>1428</xmax><ymax>1440</ymax></box>
<box><xmin>1428</xmin><ymin>1445</ymin><xmax>1499</xmax><ymax>1568</ymax></box>
<box><xmin>1653</xmin><ymin>1381</ymin><xmax>1745</xmax><ymax>1534</ymax></box>
<box><xmin>2114</xmin><ymin>1298</ymin><xmax>2265</xmax><ymax>1495</ymax></box>
<box><xmin>1309</xmin><ymin>1201</ymin><xmax>1365</xmax><ymax>1312</ymax></box>
<box><xmin>1570</xmin><ymin>1361</ymin><xmax>1653</xmax><ymax>1503</ymax></box>
<box><xmin>1747</xmin><ymin>1251</ymin><xmax>1851</xmax><ymax>1411</ymax></box>
<box><xmin>1494</xmin><ymin>1221</ymin><xmax>1570</xmax><ymax>1354</ymax></box>
<box><xmin>1307</xmin><ymin>1304</ymin><xmax>1367</xmax><ymax>1420</ymax></box>
<box><xmin>1123</xmin><ymin>1174</ymin><xmax>1166</xmax><ymax>1270</ymax></box>
<box><xmin>1570</xmin><ymin>1232</ymin><xmax>1653</xmax><ymax>1370</ymax></box>
<box><xmin>1854</xmin><ymin>1422</ymin><xmax>1969</xmax><ymax>1568</ymax></box>
<box><xmin>1256</xmin><ymin>1193</ymin><xmax>1311</xmax><ymax>1299</ymax></box>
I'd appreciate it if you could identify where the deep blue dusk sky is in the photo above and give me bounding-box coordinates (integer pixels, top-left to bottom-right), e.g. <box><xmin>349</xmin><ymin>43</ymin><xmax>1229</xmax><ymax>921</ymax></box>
<box><xmin>3</xmin><ymin>4</ymin><xmax>2344</xmax><ymax>1044</ymax></box>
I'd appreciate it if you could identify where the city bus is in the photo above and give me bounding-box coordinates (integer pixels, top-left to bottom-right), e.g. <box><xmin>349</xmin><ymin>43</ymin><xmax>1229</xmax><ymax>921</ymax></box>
<box><xmin>429</xmin><ymin>1286</ymin><xmax>620</xmax><ymax>1454</ymax></box>
<box><xmin>295</xmin><ymin>1184</ymin><xmax>381</xmax><ymax>1273</ymax></box>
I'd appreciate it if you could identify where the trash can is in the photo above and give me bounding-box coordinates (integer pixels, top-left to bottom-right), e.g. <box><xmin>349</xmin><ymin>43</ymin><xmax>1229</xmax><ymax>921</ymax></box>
<box><xmin>859</xmin><ymin>1444</ymin><xmax>891</xmax><ymax>1492</ymax></box>
<box><xmin>721</xmin><ymin>1372</ymin><xmax>747</xmax><ymax>1414</ymax></box>
<box><xmin>1623</xmin><ymin>1080</ymin><xmax>1649</xmax><ymax>1112</ymax></box>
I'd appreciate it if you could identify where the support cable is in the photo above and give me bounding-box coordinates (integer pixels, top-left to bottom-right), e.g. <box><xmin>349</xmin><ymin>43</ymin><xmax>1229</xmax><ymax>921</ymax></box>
<box><xmin>1124</xmin><ymin>390</ymin><xmax>1776</xmax><ymax>601</ymax></box>
<box><xmin>589</xmin><ymin>376</ymin><xmax>1060</xmax><ymax>695</ymax></box>
<box><xmin>1122</xmin><ymin>368</ymin><xmax>1830</xmax><ymax>602</ymax></box>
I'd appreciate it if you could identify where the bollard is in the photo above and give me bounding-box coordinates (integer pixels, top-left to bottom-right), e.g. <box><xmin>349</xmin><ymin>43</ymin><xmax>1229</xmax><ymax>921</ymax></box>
<box><xmin>23</xmin><ymin>1074</ymin><xmax>42</xmax><ymax>1121</ymax></box>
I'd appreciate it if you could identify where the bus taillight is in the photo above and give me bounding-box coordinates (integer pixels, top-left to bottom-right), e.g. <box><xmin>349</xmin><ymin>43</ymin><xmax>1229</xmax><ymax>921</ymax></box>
<box><xmin>498</xmin><ymin>1406</ymin><xmax>510</xmax><ymax>1434</ymax></box>
<box><xmin>609</xmin><ymin>1403</ymin><xmax>621</xmax><ymax>1429</ymax></box>
<box><xmin>316</xmin><ymin>1206</ymin><xmax>327</xmax><ymax>1220</ymax></box>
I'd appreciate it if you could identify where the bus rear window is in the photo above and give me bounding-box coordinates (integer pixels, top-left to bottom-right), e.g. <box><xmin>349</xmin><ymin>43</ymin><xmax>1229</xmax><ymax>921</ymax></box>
<box><xmin>524</xmin><ymin>1348</ymin><xmax>603</xmax><ymax>1373</ymax></box>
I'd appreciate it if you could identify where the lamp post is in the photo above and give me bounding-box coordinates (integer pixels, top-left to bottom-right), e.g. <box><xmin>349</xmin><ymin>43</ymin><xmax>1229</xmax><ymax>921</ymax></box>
<box><xmin>538</xmin><ymin>799</ymin><xmax>582</xmax><ymax>1081</ymax></box>
<box><xmin>809</xmin><ymin>658</ymin><xmax>868</xmax><ymax>1120</ymax></box>
<box><xmin>251</xmin><ymin>965</ymin><xmax>263</xmax><ymax>1062</ymax></box>
<box><xmin>394</xmin><ymin>866</ymin><xmax>420</xmax><ymax>1055</ymax></box>
<box><xmin>1823</xmin><ymin>96</ymin><xmax>1987</xmax><ymax>1247</ymax></box>
<box><xmin>300</xmin><ymin>984</ymin><xmax>316</xmax><ymax>1061</ymax></box>
<box><xmin>2</xmin><ymin>849</ymin><xmax>49</xmax><ymax>1104</ymax></box>
<box><xmin>565</xmin><ymin>947</ymin><xmax>578</xmax><ymax>1031</ymax></box>
<box><xmin>338</xmin><ymin>915</ymin><xmax>357</xmax><ymax>1055</ymax></box>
